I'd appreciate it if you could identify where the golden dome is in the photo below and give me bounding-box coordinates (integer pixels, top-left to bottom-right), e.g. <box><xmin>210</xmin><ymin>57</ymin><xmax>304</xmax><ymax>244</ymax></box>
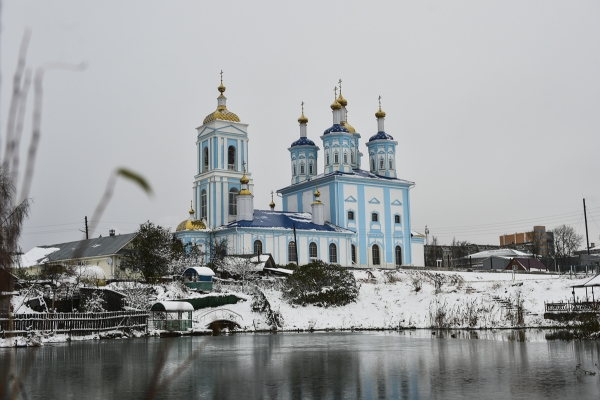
<box><xmin>240</xmin><ymin>172</ymin><xmax>249</xmax><ymax>185</ymax></box>
<box><xmin>269</xmin><ymin>199</ymin><xmax>275</xmax><ymax>208</ymax></box>
<box><xmin>176</xmin><ymin>219</ymin><xmax>206</xmax><ymax>232</ymax></box>
<box><xmin>337</xmin><ymin>93</ymin><xmax>347</xmax><ymax>107</ymax></box>
<box><xmin>341</xmin><ymin>121</ymin><xmax>355</xmax><ymax>133</ymax></box>
<box><xmin>203</xmin><ymin>108</ymin><xmax>240</xmax><ymax>125</ymax></box>
<box><xmin>298</xmin><ymin>113</ymin><xmax>308</xmax><ymax>124</ymax></box>
<box><xmin>218</xmin><ymin>83</ymin><xmax>226</xmax><ymax>94</ymax></box>
<box><xmin>375</xmin><ymin>106</ymin><xmax>386</xmax><ymax>119</ymax></box>
<box><xmin>330</xmin><ymin>100</ymin><xmax>342</xmax><ymax>110</ymax></box>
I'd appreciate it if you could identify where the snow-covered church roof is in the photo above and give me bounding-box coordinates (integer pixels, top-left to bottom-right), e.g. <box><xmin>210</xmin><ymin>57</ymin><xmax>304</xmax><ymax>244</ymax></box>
<box><xmin>216</xmin><ymin>210</ymin><xmax>353</xmax><ymax>233</ymax></box>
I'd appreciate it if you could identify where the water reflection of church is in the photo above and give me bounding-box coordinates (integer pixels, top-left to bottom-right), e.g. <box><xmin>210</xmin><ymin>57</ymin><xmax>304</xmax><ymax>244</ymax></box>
<box><xmin>174</xmin><ymin>75</ymin><xmax>424</xmax><ymax>268</ymax></box>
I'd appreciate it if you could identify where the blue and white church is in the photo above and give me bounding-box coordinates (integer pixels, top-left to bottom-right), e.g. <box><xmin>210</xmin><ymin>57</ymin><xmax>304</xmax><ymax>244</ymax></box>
<box><xmin>174</xmin><ymin>77</ymin><xmax>425</xmax><ymax>268</ymax></box>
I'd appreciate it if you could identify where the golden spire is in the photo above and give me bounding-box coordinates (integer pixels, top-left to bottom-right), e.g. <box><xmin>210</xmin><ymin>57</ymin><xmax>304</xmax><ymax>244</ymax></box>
<box><xmin>269</xmin><ymin>190</ymin><xmax>275</xmax><ymax>209</ymax></box>
<box><xmin>218</xmin><ymin>70</ymin><xmax>226</xmax><ymax>94</ymax></box>
<box><xmin>313</xmin><ymin>179</ymin><xmax>322</xmax><ymax>204</ymax></box>
<box><xmin>330</xmin><ymin>86</ymin><xmax>342</xmax><ymax>110</ymax></box>
<box><xmin>239</xmin><ymin>162</ymin><xmax>251</xmax><ymax>195</ymax></box>
<box><xmin>337</xmin><ymin>79</ymin><xmax>347</xmax><ymax>107</ymax></box>
<box><xmin>298</xmin><ymin>101</ymin><xmax>308</xmax><ymax>124</ymax></box>
<box><xmin>189</xmin><ymin>200</ymin><xmax>195</xmax><ymax>215</ymax></box>
<box><xmin>375</xmin><ymin>95</ymin><xmax>386</xmax><ymax>119</ymax></box>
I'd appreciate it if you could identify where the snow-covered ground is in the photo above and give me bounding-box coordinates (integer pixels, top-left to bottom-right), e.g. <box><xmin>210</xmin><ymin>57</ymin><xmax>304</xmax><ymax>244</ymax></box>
<box><xmin>207</xmin><ymin>270</ymin><xmax>591</xmax><ymax>331</ymax></box>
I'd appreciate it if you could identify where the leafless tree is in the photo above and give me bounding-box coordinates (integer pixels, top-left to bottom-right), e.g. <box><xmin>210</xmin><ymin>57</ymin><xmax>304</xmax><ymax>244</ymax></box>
<box><xmin>425</xmin><ymin>236</ymin><xmax>444</xmax><ymax>267</ymax></box>
<box><xmin>552</xmin><ymin>224</ymin><xmax>583</xmax><ymax>270</ymax></box>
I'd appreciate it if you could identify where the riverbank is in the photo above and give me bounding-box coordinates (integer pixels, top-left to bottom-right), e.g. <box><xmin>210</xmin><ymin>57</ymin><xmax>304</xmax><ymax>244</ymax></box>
<box><xmin>217</xmin><ymin>269</ymin><xmax>588</xmax><ymax>331</ymax></box>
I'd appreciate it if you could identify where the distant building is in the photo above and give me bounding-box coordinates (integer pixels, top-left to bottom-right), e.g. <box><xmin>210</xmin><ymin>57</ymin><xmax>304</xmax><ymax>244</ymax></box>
<box><xmin>499</xmin><ymin>226</ymin><xmax>554</xmax><ymax>256</ymax></box>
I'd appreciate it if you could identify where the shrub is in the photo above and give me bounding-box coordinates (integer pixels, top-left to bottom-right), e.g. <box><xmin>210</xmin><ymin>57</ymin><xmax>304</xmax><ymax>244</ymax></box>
<box><xmin>282</xmin><ymin>260</ymin><xmax>359</xmax><ymax>307</ymax></box>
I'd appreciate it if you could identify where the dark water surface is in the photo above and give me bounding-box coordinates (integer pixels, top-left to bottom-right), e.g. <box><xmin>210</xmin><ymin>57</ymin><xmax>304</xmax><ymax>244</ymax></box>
<box><xmin>2</xmin><ymin>330</ymin><xmax>600</xmax><ymax>399</ymax></box>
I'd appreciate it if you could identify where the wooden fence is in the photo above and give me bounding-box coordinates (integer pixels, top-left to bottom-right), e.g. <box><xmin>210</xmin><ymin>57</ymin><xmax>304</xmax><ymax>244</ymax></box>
<box><xmin>0</xmin><ymin>311</ymin><xmax>149</xmax><ymax>336</ymax></box>
<box><xmin>545</xmin><ymin>302</ymin><xmax>600</xmax><ymax>313</ymax></box>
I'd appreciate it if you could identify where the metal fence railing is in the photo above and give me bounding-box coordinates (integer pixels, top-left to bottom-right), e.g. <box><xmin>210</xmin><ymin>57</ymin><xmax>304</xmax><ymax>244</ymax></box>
<box><xmin>545</xmin><ymin>302</ymin><xmax>600</xmax><ymax>313</ymax></box>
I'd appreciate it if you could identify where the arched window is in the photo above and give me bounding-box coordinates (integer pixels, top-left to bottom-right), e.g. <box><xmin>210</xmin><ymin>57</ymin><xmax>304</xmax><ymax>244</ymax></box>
<box><xmin>371</xmin><ymin>158</ymin><xmax>375</xmax><ymax>171</ymax></box>
<box><xmin>201</xmin><ymin>189</ymin><xmax>207</xmax><ymax>218</ymax></box>
<box><xmin>309</xmin><ymin>163</ymin><xmax>313</xmax><ymax>175</ymax></box>
<box><xmin>379</xmin><ymin>158</ymin><xmax>384</xmax><ymax>170</ymax></box>
<box><xmin>389</xmin><ymin>157</ymin><xmax>393</xmax><ymax>169</ymax></box>
<box><xmin>300</xmin><ymin>163</ymin><xmax>305</xmax><ymax>174</ymax></box>
<box><xmin>309</xmin><ymin>242</ymin><xmax>317</xmax><ymax>259</ymax></box>
<box><xmin>326</xmin><ymin>153</ymin><xmax>330</xmax><ymax>165</ymax></box>
<box><xmin>372</xmin><ymin>244</ymin><xmax>381</xmax><ymax>265</ymax></box>
<box><xmin>203</xmin><ymin>147</ymin><xmax>209</xmax><ymax>172</ymax></box>
<box><xmin>351</xmin><ymin>152</ymin><xmax>354</xmax><ymax>164</ymax></box>
<box><xmin>394</xmin><ymin>215</ymin><xmax>401</xmax><ymax>224</ymax></box>
<box><xmin>343</xmin><ymin>152</ymin><xmax>348</xmax><ymax>164</ymax></box>
<box><xmin>329</xmin><ymin>243</ymin><xmax>337</xmax><ymax>263</ymax></box>
<box><xmin>288</xmin><ymin>241</ymin><xmax>298</xmax><ymax>263</ymax></box>
<box><xmin>229</xmin><ymin>187</ymin><xmax>238</xmax><ymax>215</ymax></box>
<box><xmin>372</xmin><ymin>213</ymin><xmax>378</xmax><ymax>222</ymax></box>
<box><xmin>395</xmin><ymin>246</ymin><xmax>402</xmax><ymax>267</ymax></box>
<box><xmin>254</xmin><ymin>240</ymin><xmax>263</xmax><ymax>255</ymax></box>
<box><xmin>351</xmin><ymin>244</ymin><xmax>356</xmax><ymax>264</ymax></box>
<box><xmin>293</xmin><ymin>164</ymin><xmax>296</xmax><ymax>176</ymax></box>
<box><xmin>334</xmin><ymin>152</ymin><xmax>339</xmax><ymax>164</ymax></box>
<box><xmin>228</xmin><ymin>146</ymin><xmax>236</xmax><ymax>170</ymax></box>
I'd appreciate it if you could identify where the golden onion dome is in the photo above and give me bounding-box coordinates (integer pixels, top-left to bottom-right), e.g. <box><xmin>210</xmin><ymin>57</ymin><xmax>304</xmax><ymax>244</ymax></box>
<box><xmin>298</xmin><ymin>112</ymin><xmax>308</xmax><ymax>124</ymax></box>
<box><xmin>218</xmin><ymin>83</ymin><xmax>226</xmax><ymax>94</ymax></box>
<box><xmin>240</xmin><ymin>172</ymin><xmax>249</xmax><ymax>185</ymax></box>
<box><xmin>330</xmin><ymin>100</ymin><xmax>342</xmax><ymax>110</ymax></box>
<box><xmin>269</xmin><ymin>199</ymin><xmax>275</xmax><ymax>208</ymax></box>
<box><xmin>375</xmin><ymin>106</ymin><xmax>386</xmax><ymax>119</ymax></box>
<box><xmin>203</xmin><ymin>108</ymin><xmax>239</xmax><ymax>125</ymax></box>
<box><xmin>337</xmin><ymin>93</ymin><xmax>347</xmax><ymax>107</ymax></box>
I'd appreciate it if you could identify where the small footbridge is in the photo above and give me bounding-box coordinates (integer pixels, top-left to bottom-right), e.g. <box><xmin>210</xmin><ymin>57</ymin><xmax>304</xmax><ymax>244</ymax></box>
<box><xmin>195</xmin><ymin>309</ymin><xmax>243</xmax><ymax>332</ymax></box>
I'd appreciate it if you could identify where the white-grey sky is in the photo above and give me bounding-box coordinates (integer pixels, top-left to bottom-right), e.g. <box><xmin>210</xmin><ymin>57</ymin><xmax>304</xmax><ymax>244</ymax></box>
<box><xmin>2</xmin><ymin>0</ymin><xmax>600</xmax><ymax>251</ymax></box>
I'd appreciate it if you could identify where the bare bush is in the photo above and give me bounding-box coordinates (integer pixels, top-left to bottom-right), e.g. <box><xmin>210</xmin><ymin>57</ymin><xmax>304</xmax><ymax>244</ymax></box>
<box><xmin>409</xmin><ymin>273</ymin><xmax>422</xmax><ymax>292</ymax></box>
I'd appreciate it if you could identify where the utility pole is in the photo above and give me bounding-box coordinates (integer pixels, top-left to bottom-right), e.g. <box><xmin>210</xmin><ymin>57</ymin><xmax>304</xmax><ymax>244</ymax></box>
<box><xmin>584</xmin><ymin>198</ymin><xmax>590</xmax><ymax>255</ymax></box>
<box><xmin>425</xmin><ymin>225</ymin><xmax>429</xmax><ymax>246</ymax></box>
<box><xmin>85</xmin><ymin>216</ymin><xmax>89</xmax><ymax>240</ymax></box>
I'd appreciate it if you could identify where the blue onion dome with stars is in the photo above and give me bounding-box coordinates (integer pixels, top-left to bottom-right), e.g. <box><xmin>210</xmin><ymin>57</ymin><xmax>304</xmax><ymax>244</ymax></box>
<box><xmin>369</xmin><ymin>131</ymin><xmax>394</xmax><ymax>141</ymax></box>
<box><xmin>291</xmin><ymin>137</ymin><xmax>316</xmax><ymax>147</ymax></box>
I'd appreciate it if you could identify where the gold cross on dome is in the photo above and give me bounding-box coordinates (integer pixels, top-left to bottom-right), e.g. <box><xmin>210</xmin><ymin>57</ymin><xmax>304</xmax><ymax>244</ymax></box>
<box><xmin>334</xmin><ymin>86</ymin><xmax>338</xmax><ymax>99</ymax></box>
<box><xmin>378</xmin><ymin>95</ymin><xmax>382</xmax><ymax>108</ymax></box>
<box><xmin>242</xmin><ymin>161</ymin><xmax>247</xmax><ymax>173</ymax></box>
<box><xmin>220</xmin><ymin>70</ymin><xmax>223</xmax><ymax>84</ymax></box>
<box><xmin>338</xmin><ymin>79</ymin><xmax>342</xmax><ymax>92</ymax></box>
<box><xmin>301</xmin><ymin>101</ymin><xmax>304</xmax><ymax>113</ymax></box>
<box><xmin>271</xmin><ymin>190</ymin><xmax>274</xmax><ymax>200</ymax></box>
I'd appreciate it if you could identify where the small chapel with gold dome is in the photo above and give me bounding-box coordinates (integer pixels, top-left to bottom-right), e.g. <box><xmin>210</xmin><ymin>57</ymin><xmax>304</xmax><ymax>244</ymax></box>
<box><xmin>174</xmin><ymin>75</ymin><xmax>425</xmax><ymax>268</ymax></box>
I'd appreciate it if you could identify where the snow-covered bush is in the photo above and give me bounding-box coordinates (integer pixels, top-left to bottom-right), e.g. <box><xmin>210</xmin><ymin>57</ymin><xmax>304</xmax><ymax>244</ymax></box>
<box><xmin>282</xmin><ymin>260</ymin><xmax>359</xmax><ymax>307</ymax></box>
<box><xmin>80</xmin><ymin>290</ymin><xmax>106</xmax><ymax>313</ymax></box>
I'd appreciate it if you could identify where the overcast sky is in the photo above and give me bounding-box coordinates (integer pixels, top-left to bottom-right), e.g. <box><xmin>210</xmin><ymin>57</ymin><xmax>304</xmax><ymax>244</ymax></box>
<box><xmin>2</xmin><ymin>0</ymin><xmax>599</xmax><ymax>252</ymax></box>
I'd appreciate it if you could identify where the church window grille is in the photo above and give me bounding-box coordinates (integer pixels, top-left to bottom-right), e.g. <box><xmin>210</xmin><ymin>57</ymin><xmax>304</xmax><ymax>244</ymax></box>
<box><xmin>288</xmin><ymin>241</ymin><xmax>298</xmax><ymax>263</ymax></box>
<box><xmin>228</xmin><ymin>146</ymin><xmax>236</xmax><ymax>170</ymax></box>
<box><xmin>203</xmin><ymin>148</ymin><xmax>209</xmax><ymax>172</ymax></box>
<box><xmin>371</xmin><ymin>158</ymin><xmax>375</xmax><ymax>171</ymax></box>
<box><xmin>372</xmin><ymin>213</ymin><xmax>378</xmax><ymax>222</ymax></box>
<box><xmin>348</xmin><ymin>211</ymin><xmax>355</xmax><ymax>220</ymax></box>
<box><xmin>344</xmin><ymin>152</ymin><xmax>348</xmax><ymax>164</ymax></box>
<box><xmin>379</xmin><ymin>158</ymin><xmax>384</xmax><ymax>170</ymax></box>
<box><xmin>326</xmin><ymin>153</ymin><xmax>330</xmax><ymax>165</ymax></box>
<box><xmin>389</xmin><ymin>158</ymin><xmax>393</xmax><ymax>169</ymax></box>
<box><xmin>229</xmin><ymin>187</ymin><xmax>239</xmax><ymax>215</ymax></box>
<box><xmin>293</xmin><ymin>164</ymin><xmax>296</xmax><ymax>176</ymax></box>
<box><xmin>351</xmin><ymin>152</ymin><xmax>354</xmax><ymax>164</ymax></box>
<box><xmin>300</xmin><ymin>163</ymin><xmax>305</xmax><ymax>174</ymax></box>
<box><xmin>334</xmin><ymin>153</ymin><xmax>339</xmax><ymax>164</ymax></box>
<box><xmin>351</xmin><ymin>244</ymin><xmax>356</xmax><ymax>264</ymax></box>
<box><xmin>395</xmin><ymin>246</ymin><xmax>402</xmax><ymax>267</ymax></box>
<box><xmin>309</xmin><ymin>163</ymin><xmax>313</xmax><ymax>175</ymax></box>
<box><xmin>394</xmin><ymin>215</ymin><xmax>401</xmax><ymax>224</ymax></box>
<box><xmin>372</xmin><ymin>245</ymin><xmax>381</xmax><ymax>265</ymax></box>
<box><xmin>329</xmin><ymin>243</ymin><xmax>338</xmax><ymax>263</ymax></box>
<box><xmin>309</xmin><ymin>242</ymin><xmax>318</xmax><ymax>259</ymax></box>
<box><xmin>201</xmin><ymin>189</ymin><xmax>207</xmax><ymax>218</ymax></box>
<box><xmin>254</xmin><ymin>240</ymin><xmax>263</xmax><ymax>255</ymax></box>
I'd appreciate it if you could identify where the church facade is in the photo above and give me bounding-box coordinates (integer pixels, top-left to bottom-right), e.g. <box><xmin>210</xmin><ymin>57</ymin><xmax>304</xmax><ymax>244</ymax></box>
<box><xmin>174</xmin><ymin>77</ymin><xmax>424</xmax><ymax>268</ymax></box>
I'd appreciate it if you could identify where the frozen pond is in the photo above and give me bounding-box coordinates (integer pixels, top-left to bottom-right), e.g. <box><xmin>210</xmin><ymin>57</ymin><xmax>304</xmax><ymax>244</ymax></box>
<box><xmin>2</xmin><ymin>330</ymin><xmax>600</xmax><ymax>399</ymax></box>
